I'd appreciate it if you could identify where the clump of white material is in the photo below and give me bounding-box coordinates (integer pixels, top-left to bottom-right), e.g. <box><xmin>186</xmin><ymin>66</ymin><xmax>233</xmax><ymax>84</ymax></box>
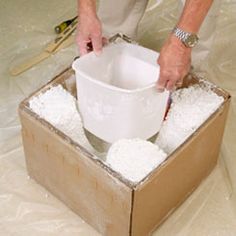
<box><xmin>106</xmin><ymin>138</ymin><xmax>167</xmax><ymax>183</ymax></box>
<box><xmin>29</xmin><ymin>85</ymin><xmax>94</xmax><ymax>152</ymax></box>
<box><xmin>156</xmin><ymin>84</ymin><xmax>224</xmax><ymax>154</ymax></box>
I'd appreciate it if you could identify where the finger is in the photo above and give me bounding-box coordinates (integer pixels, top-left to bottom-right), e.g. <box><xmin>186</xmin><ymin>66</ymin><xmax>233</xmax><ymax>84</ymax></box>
<box><xmin>77</xmin><ymin>37</ymin><xmax>90</xmax><ymax>56</ymax></box>
<box><xmin>156</xmin><ymin>82</ymin><xmax>167</xmax><ymax>92</ymax></box>
<box><xmin>102</xmin><ymin>37</ymin><xmax>108</xmax><ymax>46</ymax></box>
<box><xmin>86</xmin><ymin>37</ymin><xmax>107</xmax><ymax>52</ymax></box>
<box><xmin>157</xmin><ymin>76</ymin><xmax>168</xmax><ymax>92</ymax></box>
<box><xmin>157</xmin><ymin>58</ymin><xmax>169</xmax><ymax>92</ymax></box>
<box><xmin>175</xmin><ymin>79</ymin><xmax>183</xmax><ymax>88</ymax></box>
<box><xmin>166</xmin><ymin>79</ymin><xmax>178</xmax><ymax>91</ymax></box>
<box><xmin>91</xmin><ymin>33</ymin><xmax>103</xmax><ymax>56</ymax></box>
<box><xmin>157</xmin><ymin>70</ymin><xmax>169</xmax><ymax>92</ymax></box>
<box><xmin>79</xmin><ymin>44</ymin><xmax>88</xmax><ymax>56</ymax></box>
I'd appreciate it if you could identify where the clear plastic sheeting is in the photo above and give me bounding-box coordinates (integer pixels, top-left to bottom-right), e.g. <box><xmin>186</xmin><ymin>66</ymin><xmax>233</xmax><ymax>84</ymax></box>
<box><xmin>0</xmin><ymin>0</ymin><xmax>236</xmax><ymax>235</ymax></box>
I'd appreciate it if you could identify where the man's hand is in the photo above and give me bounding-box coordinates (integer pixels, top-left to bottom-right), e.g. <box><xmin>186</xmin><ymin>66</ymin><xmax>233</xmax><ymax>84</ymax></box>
<box><xmin>156</xmin><ymin>0</ymin><xmax>214</xmax><ymax>92</ymax></box>
<box><xmin>77</xmin><ymin>0</ymin><xmax>107</xmax><ymax>56</ymax></box>
<box><xmin>77</xmin><ymin>13</ymin><xmax>104</xmax><ymax>56</ymax></box>
<box><xmin>157</xmin><ymin>35</ymin><xmax>191</xmax><ymax>92</ymax></box>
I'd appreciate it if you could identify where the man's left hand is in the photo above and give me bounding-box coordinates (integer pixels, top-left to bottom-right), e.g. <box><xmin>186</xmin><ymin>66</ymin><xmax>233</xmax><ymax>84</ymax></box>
<box><xmin>157</xmin><ymin>35</ymin><xmax>191</xmax><ymax>92</ymax></box>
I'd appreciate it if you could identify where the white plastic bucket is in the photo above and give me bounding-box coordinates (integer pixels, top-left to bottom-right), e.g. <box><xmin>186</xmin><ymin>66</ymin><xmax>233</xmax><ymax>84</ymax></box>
<box><xmin>72</xmin><ymin>43</ymin><xmax>169</xmax><ymax>143</ymax></box>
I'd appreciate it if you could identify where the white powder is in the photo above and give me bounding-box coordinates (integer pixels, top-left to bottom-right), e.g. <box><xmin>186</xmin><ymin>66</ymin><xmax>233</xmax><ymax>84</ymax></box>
<box><xmin>106</xmin><ymin>138</ymin><xmax>167</xmax><ymax>183</ymax></box>
<box><xmin>156</xmin><ymin>84</ymin><xmax>224</xmax><ymax>154</ymax></box>
<box><xmin>29</xmin><ymin>85</ymin><xmax>94</xmax><ymax>153</ymax></box>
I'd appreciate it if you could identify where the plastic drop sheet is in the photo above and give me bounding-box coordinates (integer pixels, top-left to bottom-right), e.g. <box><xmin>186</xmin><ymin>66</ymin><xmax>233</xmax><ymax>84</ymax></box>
<box><xmin>0</xmin><ymin>0</ymin><xmax>236</xmax><ymax>235</ymax></box>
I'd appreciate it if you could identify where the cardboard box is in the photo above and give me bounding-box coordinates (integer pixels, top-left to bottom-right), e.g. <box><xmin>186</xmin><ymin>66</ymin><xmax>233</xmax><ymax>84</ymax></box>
<box><xmin>19</xmin><ymin>68</ymin><xmax>230</xmax><ymax>236</ymax></box>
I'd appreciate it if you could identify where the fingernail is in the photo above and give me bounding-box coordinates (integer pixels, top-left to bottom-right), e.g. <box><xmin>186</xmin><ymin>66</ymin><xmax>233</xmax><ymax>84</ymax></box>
<box><xmin>176</xmin><ymin>83</ymin><xmax>182</xmax><ymax>88</ymax></box>
<box><xmin>171</xmin><ymin>86</ymin><xmax>177</xmax><ymax>92</ymax></box>
<box><xmin>95</xmin><ymin>50</ymin><xmax>102</xmax><ymax>56</ymax></box>
<box><xmin>157</xmin><ymin>88</ymin><xmax>164</xmax><ymax>93</ymax></box>
<box><xmin>156</xmin><ymin>85</ymin><xmax>165</xmax><ymax>93</ymax></box>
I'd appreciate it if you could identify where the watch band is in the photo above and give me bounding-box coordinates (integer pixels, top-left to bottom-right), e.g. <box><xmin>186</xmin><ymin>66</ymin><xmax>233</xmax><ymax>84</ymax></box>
<box><xmin>172</xmin><ymin>26</ymin><xmax>199</xmax><ymax>48</ymax></box>
<box><xmin>172</xmin><ymin>27</ymin><xmax>191</xmax><ymax>42</ymax></box>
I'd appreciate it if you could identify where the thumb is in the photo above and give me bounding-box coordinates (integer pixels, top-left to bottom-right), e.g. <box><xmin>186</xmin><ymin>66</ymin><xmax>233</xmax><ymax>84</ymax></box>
<box><xmin>91</xmin><ymin>33</ymin><xmax>103</xmax><ymax>56</ymax></box>
<box><xmin>157</xmin><ymin>69</ymin><xmax>168</xmax><ymax>93</ymax></box>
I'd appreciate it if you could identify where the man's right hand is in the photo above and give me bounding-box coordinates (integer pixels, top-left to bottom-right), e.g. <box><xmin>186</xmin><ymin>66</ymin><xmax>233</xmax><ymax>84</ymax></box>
<box><xmin>77</xmin><ymin>9</ymin><xmax>105</xmax><ymax>56</ymax></box>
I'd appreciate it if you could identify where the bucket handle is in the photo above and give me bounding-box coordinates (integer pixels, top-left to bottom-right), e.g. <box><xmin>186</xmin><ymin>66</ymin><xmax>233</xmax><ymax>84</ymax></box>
<box><xmin>74</xmin><ymin>33</ymin><xmax>136</xmax><ymax>61</ymax></box>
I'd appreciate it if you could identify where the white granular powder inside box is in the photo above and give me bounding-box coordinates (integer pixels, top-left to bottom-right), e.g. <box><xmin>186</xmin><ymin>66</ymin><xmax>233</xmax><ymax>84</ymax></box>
<box><xmin>29</xmin><ymin>85</ymin><xmax>94</xmax><ymax>153</ymax></box>
<box><xmin>156</xmin><ymin>84</ymin><xmax>224</xmax><ymax>154</ymax></box>
<box><xmin>106</xmin><ymin>138</ymin><xmax>167</xmax><ymax>183</ymax></box>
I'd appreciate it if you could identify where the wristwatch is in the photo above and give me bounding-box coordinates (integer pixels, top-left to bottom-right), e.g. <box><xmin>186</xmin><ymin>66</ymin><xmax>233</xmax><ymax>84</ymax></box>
<box><xmin>172</xmin><ymin>27</ymin><xmax>199</xmax><ymax>48</ymax></box>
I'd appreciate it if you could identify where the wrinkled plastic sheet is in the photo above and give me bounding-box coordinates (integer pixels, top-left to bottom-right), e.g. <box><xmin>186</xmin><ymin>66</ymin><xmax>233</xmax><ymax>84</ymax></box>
<box><xmin>0</xmin><ymin>0</ymin><xmax>236</xmax><ymax>235</ymax></box>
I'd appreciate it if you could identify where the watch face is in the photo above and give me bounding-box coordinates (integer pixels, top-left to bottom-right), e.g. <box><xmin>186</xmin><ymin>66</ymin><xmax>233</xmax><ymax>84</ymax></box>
<box><xmin>184</xmin><ymin>34</ymin><xmax>199</xmax><ymax>48</ymax></box>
